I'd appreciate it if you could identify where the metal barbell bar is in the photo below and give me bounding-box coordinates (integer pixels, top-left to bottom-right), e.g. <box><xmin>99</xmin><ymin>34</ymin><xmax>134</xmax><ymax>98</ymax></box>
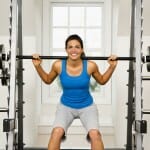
<box><xmin>16</xmin><ymin>55</ymin><xmax>136</xmax><ymax>61</ymax></box>
<box><xmin>1</xmin><ymin>44</ymin><xmax>150</xmax><ymax>71</ymax></box>
<box><xmin>16</xmin><ymin>55</ymin><xmax>150</xmax><ymax>63</ymax></box>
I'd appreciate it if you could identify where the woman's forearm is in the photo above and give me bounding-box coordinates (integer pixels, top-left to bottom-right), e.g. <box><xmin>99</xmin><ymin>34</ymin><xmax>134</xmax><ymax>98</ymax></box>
<box><xmin>102</xmin><ymin>65</ymin><xmax>116</xmax><ymax>84</ymax></box>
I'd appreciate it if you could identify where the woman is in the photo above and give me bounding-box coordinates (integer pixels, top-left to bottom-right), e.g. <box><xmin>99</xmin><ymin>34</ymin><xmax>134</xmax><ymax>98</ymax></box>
<box><xmin>32</xmin><ymin>34</ymin><xmax>117</xmax><ymax>150</ymax></box>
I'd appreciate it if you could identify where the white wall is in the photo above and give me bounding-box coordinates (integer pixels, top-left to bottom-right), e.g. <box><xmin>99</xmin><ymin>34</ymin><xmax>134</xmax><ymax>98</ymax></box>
<box><xmin>0</xmin><ymin>0</ymin><xmax>150</xmax><ymax>149</ymax></box>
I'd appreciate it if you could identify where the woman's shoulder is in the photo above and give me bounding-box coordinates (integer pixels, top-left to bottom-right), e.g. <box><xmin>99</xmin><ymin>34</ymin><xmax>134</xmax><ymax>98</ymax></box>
<box><xmin>87</xmin><ymin>60</ymin><xmax>97</xmax><ymax>67</ymax></box>
<box><xmin>87</xmin><ymin>60</ymin><xmax>97</xmax><ymax>74</ymax></box>
<box><xmin>53</xmin><ymin>59</ymin><xmax>62</xmax><ymax>66</ymax></box>
<box><xmin>52</xmin><ymin>59</ymin><xmax>62</xmax><ymax>74</ymax></box>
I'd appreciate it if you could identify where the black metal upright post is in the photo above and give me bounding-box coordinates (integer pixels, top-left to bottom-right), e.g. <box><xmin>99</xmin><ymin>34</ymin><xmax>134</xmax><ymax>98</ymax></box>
<box><xmin>126</xmin><ymin>0</ymin><xmax>135</xmax><ymax>149</ymax></box>
<box><xmin>17</xmin><ymin>0</ymin><xmax>24</xmax><ymax>149</ymax></box>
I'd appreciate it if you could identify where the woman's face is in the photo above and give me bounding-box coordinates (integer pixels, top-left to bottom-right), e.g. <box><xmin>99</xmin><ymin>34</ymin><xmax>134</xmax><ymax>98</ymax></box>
<box><xmin>66</xmin><ymin>39</ymin><xmax>83</xmax><ymax>60</ymax></box>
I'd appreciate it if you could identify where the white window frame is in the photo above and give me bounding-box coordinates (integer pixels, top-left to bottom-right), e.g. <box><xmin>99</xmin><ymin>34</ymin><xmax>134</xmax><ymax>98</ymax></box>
<box><xmin>41</xmin><ymin>0</ymin><xmax>113</xmax><ymax>105</ymax></box>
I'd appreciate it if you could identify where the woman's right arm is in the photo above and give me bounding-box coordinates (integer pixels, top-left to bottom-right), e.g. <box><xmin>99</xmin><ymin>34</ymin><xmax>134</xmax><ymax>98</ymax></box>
<box><xmin>32</xmin><ymin>54</ymin><xmax>59</xmax><ymax>84</ymax></box>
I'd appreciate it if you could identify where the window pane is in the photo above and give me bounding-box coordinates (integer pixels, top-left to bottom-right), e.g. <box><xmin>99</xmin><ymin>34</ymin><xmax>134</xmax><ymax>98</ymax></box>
<box><xmin>86</xmin><ymin>29</ymin><xmax>101</xmax><ymax>48</ymax></box>
<box><xmin>52</xmin><ymin>7</ymin><xmax>68</xmax><ymax>26</ymax></box>
<box><xmin>52</xmin><ymin>28</ymin><xmax>68</xmax><ymax>48</ymax></box>
<box><xmin>86</xmin><ymin>7</ymin><xmax>102</xmax><ymax>27</ymax></box>
<box><xmin>70</xmin><ymin>7</ymin><xmax>84</xmax><ymax>27</ymax></box>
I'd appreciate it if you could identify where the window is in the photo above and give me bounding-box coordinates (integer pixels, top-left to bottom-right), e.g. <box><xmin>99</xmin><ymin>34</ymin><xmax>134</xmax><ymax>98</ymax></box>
<box><xmin>51</xmin><ymin>4</ymin><xmax>103</xmax><ymax>53</ymax></box>
<box><xmin>41</xmin><ymin>0</ymin><xmax>112</xmax><ymax>105</ymax></box>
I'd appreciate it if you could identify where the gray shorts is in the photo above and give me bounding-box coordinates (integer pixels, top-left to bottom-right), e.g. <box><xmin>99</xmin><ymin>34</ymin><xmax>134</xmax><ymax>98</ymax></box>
<box><xmin>52</xmin><ymin>103</ymin><xmax>100</xmax><ymax>134</ymax></box>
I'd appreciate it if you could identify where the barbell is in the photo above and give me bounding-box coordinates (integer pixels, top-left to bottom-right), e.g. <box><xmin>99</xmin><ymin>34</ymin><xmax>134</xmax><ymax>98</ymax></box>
<box><xmin>0</xmin><ymin>44</ymin><xmax>135</xmax><ymax>62</ymax></box>
<box><xmin>16</xmin><ymin>55</ymin><xmax>136</xmax><ymax>61</ymax></box>
<box><xmin>0</xmin><ymin>44</ymin><xmax>150</xmax><ymax>70</ymax></box>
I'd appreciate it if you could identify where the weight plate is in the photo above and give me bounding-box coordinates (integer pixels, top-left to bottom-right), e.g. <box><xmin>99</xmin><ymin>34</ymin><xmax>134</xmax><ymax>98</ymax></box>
<box><xmin>1</xmin><ymin>68</ymin><xmax>9</xmax><ymax>86</ymax></box>
<box><xmin>0</xmin><ymin>44</ymin><xmax>5</xmax><ymax>70</ymax></box>
<box><xmin>147</xmin><ymin>63</ymin><xmax>150</xmax><ymax>72</ymax></box>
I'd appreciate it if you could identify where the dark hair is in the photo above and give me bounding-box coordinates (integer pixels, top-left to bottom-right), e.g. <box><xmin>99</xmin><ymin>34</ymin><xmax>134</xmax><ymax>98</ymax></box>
<box><xmin>65</xmin><ymin>34</ymin><xmax>85</xmax><ymax>57</ymax></box>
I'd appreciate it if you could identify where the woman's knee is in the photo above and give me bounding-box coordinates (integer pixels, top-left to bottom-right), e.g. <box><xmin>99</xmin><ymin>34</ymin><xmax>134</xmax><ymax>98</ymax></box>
<box><xmin>51</xmin><ymin>127</ymin><xmax>65</xmax><ymax>139</ymax></box>
<box><xmin>88</xmin><ymin>129</ymin><xmax>102</xmax><ymax>141</ymax></box>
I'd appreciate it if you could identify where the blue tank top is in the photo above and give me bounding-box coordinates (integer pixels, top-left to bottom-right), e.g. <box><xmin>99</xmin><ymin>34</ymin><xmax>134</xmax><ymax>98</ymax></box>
<box><xmin>59</xmin><ymin>59</ymin><xmax>93</xmax><ymax>109</ymax></box>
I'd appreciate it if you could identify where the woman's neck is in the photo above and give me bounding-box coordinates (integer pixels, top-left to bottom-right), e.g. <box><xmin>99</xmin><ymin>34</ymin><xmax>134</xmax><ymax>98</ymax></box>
<box><xmin>67</xmin><ymin>58</ymin><xmax>82</xmax><ymax>67</ymax></box>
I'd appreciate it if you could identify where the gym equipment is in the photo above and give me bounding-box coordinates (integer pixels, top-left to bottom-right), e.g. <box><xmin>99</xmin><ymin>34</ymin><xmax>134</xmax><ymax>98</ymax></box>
<box><xmin>0</xmin><ymin>45</ymin><xmax>150</xmax><ymax>62</ymax></box>
<box><xmin>126</xmin><ymin>0</ymin><xmax>135</xmax><ymax>149</ymax></box>
<box><xmin>16</xmin><ymin>55</ymin><xmax>136</xmax><ymax>60</ymax></box>
<box><xmin>0</xmin><ymin>44</ymin><xmax>5</xmax><ymax>69</ymax></box>
<box><xmin>134</xmin><ymin>0</ymin><xmax>144</xmax><ymax>149</ymax></box>
<box><xmin>1</xmin><ymin>0</ymin><xmax>18</xmax><ymax>150</ymax></box>
<box><xmin>147</xmin><ymin>47</ymin><xmax>150</xmax><ymax>72</ymax></box>
<box><xmin>126</xmin><ymin>0</ymin><xmax>150</xmax><ymax>150</ymax></box>
<box><xmin>0</xmin><ymin>45</ymin><xmax>137</xmax><ymax>62</ymax></box>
